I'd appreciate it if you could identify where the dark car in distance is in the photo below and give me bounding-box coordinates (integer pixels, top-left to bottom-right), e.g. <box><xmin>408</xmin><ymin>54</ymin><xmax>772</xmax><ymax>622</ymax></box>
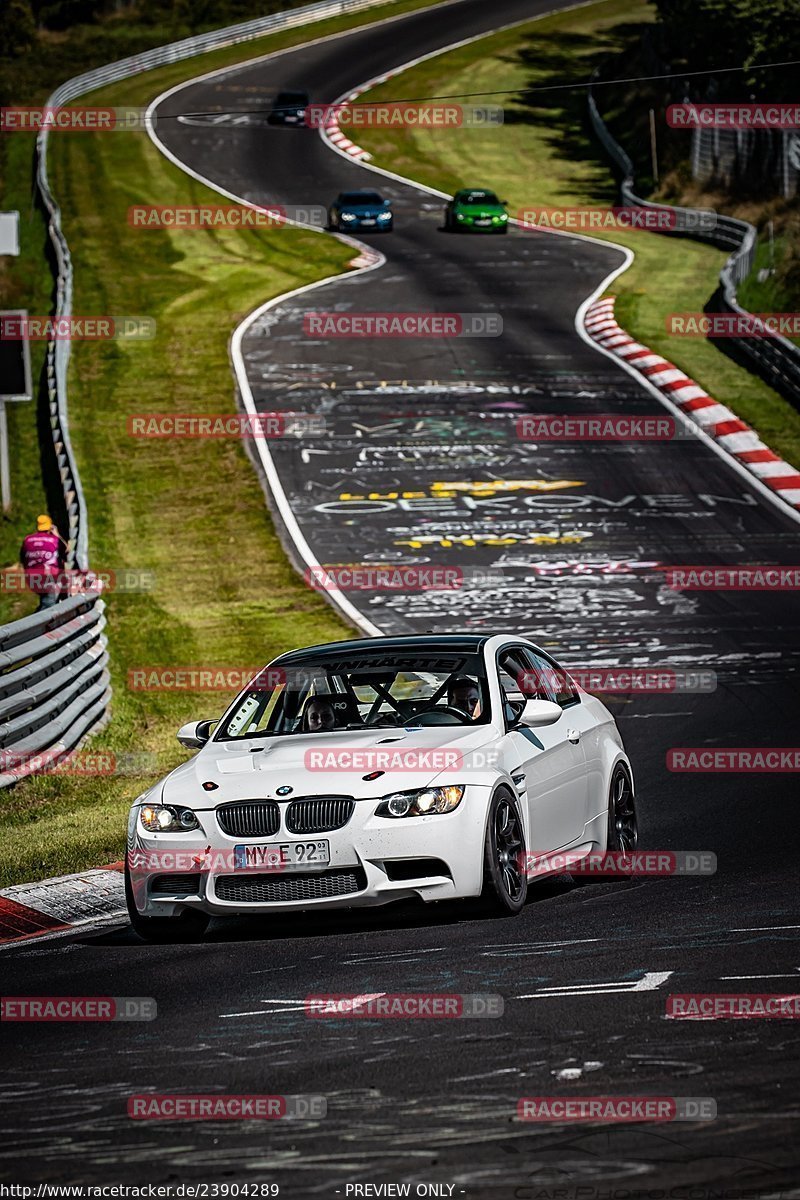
<box><xmin>267</xmin><ymin>91</ymin><xmax>310</xmax><ymax>125</ymax></box>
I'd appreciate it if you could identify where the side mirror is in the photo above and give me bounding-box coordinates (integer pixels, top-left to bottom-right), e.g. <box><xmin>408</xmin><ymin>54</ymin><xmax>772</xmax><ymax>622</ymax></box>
<box><xmin>519</xmin><ymin>699</ymin><xmax>562</xmax><ymax>728</ymax></box>
<box><xmin>177</xmin><ymin>719</ymin><xmax>216</xmax><ymax>749</ymax></box>
<box><xmin>501</xmin><ymin>199</ymin><xmax>509</xmax><ymax>206</ymax></box>
<box><xmin>383</xmin><ymin>198</ymin><xmax>391</xmax><ymax>207</ymax></box>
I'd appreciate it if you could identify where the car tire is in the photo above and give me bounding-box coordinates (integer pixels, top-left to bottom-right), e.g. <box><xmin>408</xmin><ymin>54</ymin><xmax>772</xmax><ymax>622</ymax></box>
<box><xmin>607</xmin><ymin>763</ymin><xmax>637</xmax><ymax>855</ymax></box>
<box><xmin>572</xmin><ymin>764</ymin><xmax>638</xmax><ymax>885</ymax></box>
<box><xmin>480</xmin><ymin>788</ymin><xmax>527</xmax><ymax>915</ymax></box>
<box><xmin>125</xmin><ymin>858</ymin><xmax>210</xmax><ymax>943</ymax></box>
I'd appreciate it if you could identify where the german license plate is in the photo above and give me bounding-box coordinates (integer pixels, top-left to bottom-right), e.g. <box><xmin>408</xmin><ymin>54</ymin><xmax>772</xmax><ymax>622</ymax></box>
<box><xmin>360</xmin><ymin>218</ymin><xmax>376</xmax><ymax>225</ymax></box>
<box><xmin>233</xmin><ymin>840</ymin><xmax>330</xmax><ymax>871</ymax></box>
<box><xmin>475</xmin><ymin>218</ymin><xmax>491</xmax><ymax>226</ymax></box>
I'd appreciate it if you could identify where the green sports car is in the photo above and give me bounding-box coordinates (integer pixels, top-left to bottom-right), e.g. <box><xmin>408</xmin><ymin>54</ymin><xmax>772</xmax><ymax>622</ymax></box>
<box><xmin>444</xmin><ymin>188</ymin><xmax>509</xmax><ymax>233</ymax></box>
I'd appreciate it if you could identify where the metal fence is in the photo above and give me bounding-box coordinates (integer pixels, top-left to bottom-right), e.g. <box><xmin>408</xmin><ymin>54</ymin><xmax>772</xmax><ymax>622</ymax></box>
<box><xmin>691</xmin><ymin>126</ymin><xmax>799</xmax><ymax>200</ymax></box>
<box><xmin>0</xmin><ymin>594</ymin><xmax>110</xmax><ymax>788</ymax></box>
<box><xmin>2</xmin><ymin>0</ymin><xmax>401</xmax><ymax>788</ymax></box>
<box><xmin>588</xmin><ymin>86</ymin><xmax>800</xmax><ymax>407</ymax></box>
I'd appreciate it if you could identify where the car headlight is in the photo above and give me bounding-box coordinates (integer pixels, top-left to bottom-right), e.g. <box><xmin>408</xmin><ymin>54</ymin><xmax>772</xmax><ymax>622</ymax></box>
<box><xmin>340</xmin><ymin>212</ymin><xmax>357</xmax><ymax>221</ymax></box>
<box><xmin>296</xmin><ymin>109</ymin><xmax>306</xmax><ymax>118</ymax></box>
<box><xmin>456</xmin><ymin>213</ymin><xmax>466</xmax><ymax>221</ymax></box>
<box><xmin>375</xmin><ymin>785</ymin><xmax>465</xmax><ymax>818</ymax></box>
<box><xmin>140</xmin><ymin>804</ymin><xmax>199</xmax><ymax>833</ymax></box>
<box><xmin>377</xmin><ymin>211</ymin><xmax>391</xmax><ymax>220</ymax></box>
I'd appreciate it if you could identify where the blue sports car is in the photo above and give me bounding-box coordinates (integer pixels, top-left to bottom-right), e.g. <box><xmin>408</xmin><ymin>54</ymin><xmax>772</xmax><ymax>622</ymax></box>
<box><xmin>328</xmin><ymin>190</ymin><xmax>393</xmax><ymax>232</ymax></box>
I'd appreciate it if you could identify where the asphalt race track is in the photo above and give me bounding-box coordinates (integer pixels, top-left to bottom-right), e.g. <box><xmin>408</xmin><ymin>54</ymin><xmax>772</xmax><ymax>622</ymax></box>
<box><xmin>2</xmin><ymin>0</ymin><xmax>799</xmax><ymax>1194</ymax></box>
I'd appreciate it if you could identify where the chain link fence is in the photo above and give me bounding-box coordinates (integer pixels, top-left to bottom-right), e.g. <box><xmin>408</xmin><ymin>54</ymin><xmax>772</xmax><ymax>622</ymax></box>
<box><xmin>691</xmin><ymin>127</ymin><xmax>800</xmax><ymax>201</ymax></box>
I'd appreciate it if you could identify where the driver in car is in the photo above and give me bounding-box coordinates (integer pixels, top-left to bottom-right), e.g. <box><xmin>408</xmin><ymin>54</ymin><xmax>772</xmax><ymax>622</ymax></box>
<box><xmin>446</xmin><ymin>676</ymin><xmax>481</xmax><ymax>720</ymax></box>
<box><xmin>301</xmin><ymin>696</ymin><xmax>338</xmax><ymax>732</ymax></box>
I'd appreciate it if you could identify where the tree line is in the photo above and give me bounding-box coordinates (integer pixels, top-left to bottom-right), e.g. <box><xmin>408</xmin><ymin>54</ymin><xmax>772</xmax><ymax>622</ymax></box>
<box><xmin>653</xmin><ymin>0</ymin><xmax>800</xmax><ymax>101</ymax></box>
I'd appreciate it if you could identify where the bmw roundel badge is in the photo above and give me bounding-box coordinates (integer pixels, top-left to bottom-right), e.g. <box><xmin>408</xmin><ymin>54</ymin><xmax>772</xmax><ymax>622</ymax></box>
<box><xmin>275</xmin><ymin>785</ymin><xmax>293</xmax><ymax>796</ymax></box>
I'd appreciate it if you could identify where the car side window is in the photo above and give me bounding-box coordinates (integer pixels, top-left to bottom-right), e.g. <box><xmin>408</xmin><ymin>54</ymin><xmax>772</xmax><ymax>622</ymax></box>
<box><xmin>548</xmin><ymin>661</ymin><xmax>579</xmax><ymax>708</ymax></box>
<box><xmin>520</xmin><ymin>650</ymin><xmax>579</xmax><ymax>709</ymax></box>
<box><xmin>497</xmin><ymin>648</ymin><xmax>531</xmax><ymax>726</ymax></box>
<box><xmin>516</xmin><ymin>652</ymin><xmax>553</xmax><ymax>700</ymax></box>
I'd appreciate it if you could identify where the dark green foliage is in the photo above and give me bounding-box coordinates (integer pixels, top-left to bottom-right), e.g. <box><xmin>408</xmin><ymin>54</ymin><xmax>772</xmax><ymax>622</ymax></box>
<box><xmin>653</xmin><ymin>0</ymin><xmax>800</xmax><ymax>99</ymax></box>
<box><xmin>0</xmin><ymin>0</ymin><xmax>37</xmax><ymax>58</ymax></box>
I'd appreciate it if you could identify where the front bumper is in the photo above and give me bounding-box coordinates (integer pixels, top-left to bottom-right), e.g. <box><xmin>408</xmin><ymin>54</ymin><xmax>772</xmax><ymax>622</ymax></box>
<box><xmin>128</xmin><ymin>788</ymin><xmax>490</xmax><ymax>917</ymax></box>
<box><xmin>456</xmin><ymin>222</ymin><xmax>507</xmax><ymax>232</ymax></box>
<box><xmin>340</xmin><ymin>218</ymin><xmax>392</xmax><ymax>231</ymax></box>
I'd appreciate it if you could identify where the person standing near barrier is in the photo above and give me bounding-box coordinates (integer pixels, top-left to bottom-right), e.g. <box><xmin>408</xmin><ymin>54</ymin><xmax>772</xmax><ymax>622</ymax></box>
<box><xmin>20</xmin><ymin>515</ymin><xmax>65</xmax><ymax>611</ymax></box>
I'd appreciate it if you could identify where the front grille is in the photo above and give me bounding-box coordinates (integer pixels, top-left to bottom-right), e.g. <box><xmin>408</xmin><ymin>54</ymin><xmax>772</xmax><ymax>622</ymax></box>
<box><xmin>151</xmin><ymin>874</ymin><xmax>200</xmax><ymax>896</ymax></box>
<box><xmin>285</xmin><ymin>796</ymin><xmax>354</xmax><ymax>833</ymax></box>
<box><xmin>217</xmin><ymin>801</ymin><xmax>280</xmax><ymax>838</ymax></box>
<box><xmin>215</xmin><ymin>867</ymin><xmax>367</xmax><ymax>904</ymax></box>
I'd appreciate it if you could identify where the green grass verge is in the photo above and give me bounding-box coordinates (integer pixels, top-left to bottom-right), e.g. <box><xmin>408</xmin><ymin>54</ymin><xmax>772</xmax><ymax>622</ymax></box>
<box><xmin>0</xmin><ymin>0</ymin><xmax>450</xmax><ymax>888</ymax></box>
<box><xmin>352</xmin><ymin>0</ymin><xmax>800</xmax><ymax>466</ymax></box>
<box><xmin>737</xmin><ymin>225</ymin><xmax>800</xmax><ymax>349</ymax></box>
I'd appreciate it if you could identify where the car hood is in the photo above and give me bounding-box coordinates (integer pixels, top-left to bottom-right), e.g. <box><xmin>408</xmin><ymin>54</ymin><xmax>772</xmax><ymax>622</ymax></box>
<box><xmin>341</xmin><ymin>206</ymin><xmax>387</xmax><ymax>217</ymax></box>
<box><xmin>456</xmin><ymin>203</ymin><xmax>505</xmax><ymax>217</ymax></box>
<box><xmin>161</xmin><ymin>724</ymin><xmax>497</xmax><ymax>808</ymax></box>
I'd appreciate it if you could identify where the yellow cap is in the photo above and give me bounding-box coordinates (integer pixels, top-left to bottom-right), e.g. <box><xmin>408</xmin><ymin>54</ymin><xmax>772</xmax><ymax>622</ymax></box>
<box><xmin>36</xmin><ymin>515</ymin><xmax>52</xmax><ymax>532</ymax></box>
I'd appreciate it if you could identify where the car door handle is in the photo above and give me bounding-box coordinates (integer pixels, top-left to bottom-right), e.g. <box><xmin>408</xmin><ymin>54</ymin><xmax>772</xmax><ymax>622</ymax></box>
<box><xmin>566</xmin><ymin>729</ymin><xmax>581</xmax><ymax>744</ymax></box>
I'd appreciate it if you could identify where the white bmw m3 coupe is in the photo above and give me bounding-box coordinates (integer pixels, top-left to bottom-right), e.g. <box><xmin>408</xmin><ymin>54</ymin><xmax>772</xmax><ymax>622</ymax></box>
<box><xmin>125</xmin><ymin>634</ymin><xmax>637</xmax><ymax>940</ymax></box>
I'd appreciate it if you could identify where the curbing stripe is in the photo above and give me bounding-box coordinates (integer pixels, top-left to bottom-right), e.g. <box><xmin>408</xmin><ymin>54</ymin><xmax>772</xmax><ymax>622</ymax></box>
<box><xmin>0</xmin><ymin>896</ymin><xmax>67</xmax><ymax>943</ymax></box>
<box><xmin>0</xmin><ymin>865</ymin><xmax>125</xmax><ymax>946</ymax></box>
<box><xmin>584</xmin><ymin>296</ymin><xmax>800</xmax><ymax>511</ymax></box>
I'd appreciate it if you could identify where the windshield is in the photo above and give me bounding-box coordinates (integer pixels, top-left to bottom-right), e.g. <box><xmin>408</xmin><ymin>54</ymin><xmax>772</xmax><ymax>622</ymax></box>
<box><xmin>274</xmin><ymin>92</ymin><xmax>308</xmax><ymax>105</ymax></box>
<box><xmin>340</xmin><ymin>192</ymin><xmax>384</xmax><ymax>206</ymax></box>
<box><xmin>216</xmin><ymin>652</ymin><xmax>491</xmax><ymax>739</ymax></box>
<box><xmin>461</xmin><ymin>191</ymin><xmax>499</xmax><ymax>205</ymax></box>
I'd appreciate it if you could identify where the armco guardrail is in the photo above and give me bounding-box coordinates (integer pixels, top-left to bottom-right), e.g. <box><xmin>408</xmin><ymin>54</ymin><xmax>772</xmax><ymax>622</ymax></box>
<box><xmin>4</xmin><ymin>0</ymin><xmax>403</xmax><ymax>788</ymax></box>
<box><xmin>0</xmin><ymin>593</ymin><xmax>110</xmax><ymax>788</ymax></box>
<box><xmin>588</xmin><ymin>83</ymin><xmax>800</xmax><ymax>408</ymax></box>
